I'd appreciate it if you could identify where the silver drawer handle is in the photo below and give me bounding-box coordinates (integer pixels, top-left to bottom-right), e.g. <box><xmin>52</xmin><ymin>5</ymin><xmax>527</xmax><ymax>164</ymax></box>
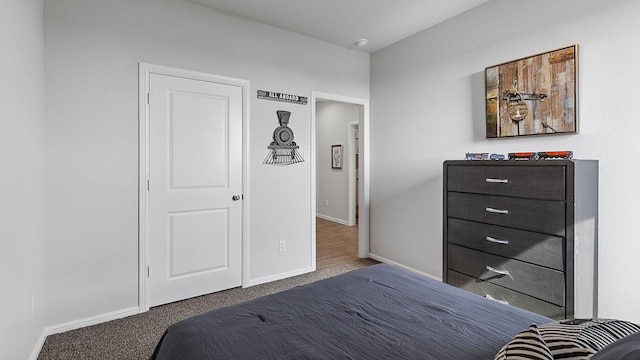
<box><xmin>485</xmin><ymin>265</ymin><xmax>511</xmax><ymax>277</ymax></box>
<box><xmin>485</xmin><ymin>294</ymin><xmax>510</xmax><ymax>305</ymax></box>
<box><xmin>486</xmin><ymin>236</ymin><xmax>509</xmax><ymax>245</ymax></box>
<box><xmin>485</xmin><ymin>207</ymin><xmax>509</xmax><ymax>215</ymax></box>
<box><xmin>485</xmin><ymin>178</ymin><xmax>509</xmax><ymax>184</ymax></box>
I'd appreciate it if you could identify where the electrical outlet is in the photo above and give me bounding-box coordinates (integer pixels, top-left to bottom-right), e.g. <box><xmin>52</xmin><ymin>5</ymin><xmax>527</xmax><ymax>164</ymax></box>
<box><xmin>324</xmin><ymin>200</ymin><xmax>329</xmax><ymax>207</ymax></box>
<box><xmin>279</xmin><ymin>240</ymin><xmax>286</xmax><ymax>252</ymax></box>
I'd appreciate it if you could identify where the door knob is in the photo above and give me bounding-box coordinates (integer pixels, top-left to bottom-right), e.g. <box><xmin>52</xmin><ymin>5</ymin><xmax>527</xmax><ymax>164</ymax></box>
<box><xmin>232</xmin><ymin>194</ymin><xmax>241</xmax><ymax>201</ymax></box>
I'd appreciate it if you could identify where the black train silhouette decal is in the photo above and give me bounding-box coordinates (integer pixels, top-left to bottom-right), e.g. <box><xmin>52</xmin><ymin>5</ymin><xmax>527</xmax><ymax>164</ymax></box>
<box><xmin>263</xmin><ymin>110</ymin><xmax>304</xmax><ymax>166</ymax></box>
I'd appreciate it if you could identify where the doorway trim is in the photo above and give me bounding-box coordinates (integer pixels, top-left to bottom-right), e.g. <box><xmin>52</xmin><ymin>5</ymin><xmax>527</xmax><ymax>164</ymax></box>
<box><xmin>347</xmin><ymin>121</ymin><xmax>358</xmax><ymax>227</ymax></box>
<box><xmin>138</xmin><ymin>63</ymin><xmax>250</xmax><ymax>312</ymax></box>
<box><xmin>311</xmin><ymin>92</ymin><xmax>370</xmax><ymax>258</ymax></box>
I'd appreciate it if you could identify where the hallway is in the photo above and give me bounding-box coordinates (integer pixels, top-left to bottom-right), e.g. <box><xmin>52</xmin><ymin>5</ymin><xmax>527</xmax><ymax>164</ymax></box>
<box><xmin>316</xmin><ymin>217</ymin><xmax>359</xmax><ymax>268</ymax></box>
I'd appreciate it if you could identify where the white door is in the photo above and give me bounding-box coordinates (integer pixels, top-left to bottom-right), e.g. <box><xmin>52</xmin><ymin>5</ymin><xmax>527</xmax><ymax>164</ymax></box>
<box><xmin>148</xmin><ymin>73</ymin><xmax>243</xmax><ymax>307</ymax></box>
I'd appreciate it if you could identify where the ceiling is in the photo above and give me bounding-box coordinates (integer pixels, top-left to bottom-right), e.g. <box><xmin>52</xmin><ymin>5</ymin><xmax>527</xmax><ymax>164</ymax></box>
<box><xmin>186</xmin><ymin>0</ymin><xmax>491</xmax><ymax>53</ymax></box>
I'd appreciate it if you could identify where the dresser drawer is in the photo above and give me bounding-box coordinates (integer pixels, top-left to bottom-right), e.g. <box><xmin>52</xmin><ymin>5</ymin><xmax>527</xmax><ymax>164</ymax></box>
<box><xmin>447</xmin><ymin>270</ymin><xmax>566</xmax><ymax>319</ymax></box>
<box><xmin>447</xmin><ymin>218</ymin><xmax>564</xmax><ymax>270</ymax></box>
<box><xmin>447</xmin><ymin>165</ymin><xmax>565</xmax><ymax>200</ymax></box>
<box><xmin>447</xmin><ymin>192</ymin><xmax>565</xmax><ymax>236</ymax></box>
<box><xmin>447</xmin><ymin>244</ymin><xmax>565</xmax><ymax>306</ymax></box>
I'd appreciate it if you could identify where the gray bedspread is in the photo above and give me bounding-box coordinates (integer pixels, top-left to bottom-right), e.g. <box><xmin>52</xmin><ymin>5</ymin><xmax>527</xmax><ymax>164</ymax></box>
<box><xmin>150</xmin><ymin>264</ymin><xmax>551</xmax><ymax>359</ymax></box>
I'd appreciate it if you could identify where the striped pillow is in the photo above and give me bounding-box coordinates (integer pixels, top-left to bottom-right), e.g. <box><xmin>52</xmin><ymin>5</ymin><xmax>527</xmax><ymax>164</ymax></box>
<box><xmin>538</xmin><ymin>319</ymin><xmax>640</xmax><ymax>360</ymax></box>
<box><xmin>495</xmin><ymin>319</ymin><xmax>640</xmax><ymax>360</ymax></box>
<box><xmin>494</xmin><ymin>324</ymin><xmax>554</xmax><ymax>360</ymax></box>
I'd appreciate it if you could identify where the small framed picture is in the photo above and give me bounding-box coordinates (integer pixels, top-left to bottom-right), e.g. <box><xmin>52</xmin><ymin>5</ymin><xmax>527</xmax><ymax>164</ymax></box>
<box><xmin>331</xmin><ymin>145</ymin><xmax>342</xmax><ymax>169</ymax></box>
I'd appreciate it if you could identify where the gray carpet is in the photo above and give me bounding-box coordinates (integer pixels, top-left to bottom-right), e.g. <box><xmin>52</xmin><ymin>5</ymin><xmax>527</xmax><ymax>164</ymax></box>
<box><xmin>37</xmin><ymin>258</ymin><xmax>378</xmax><ymax>360</ymax></box>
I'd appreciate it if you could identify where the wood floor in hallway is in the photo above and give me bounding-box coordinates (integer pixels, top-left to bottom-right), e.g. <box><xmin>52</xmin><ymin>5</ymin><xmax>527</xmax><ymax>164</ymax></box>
<box><xmin>316</xmin><ymin>217</ymin><xmax>359</xmax><ymax>268</ymax></box>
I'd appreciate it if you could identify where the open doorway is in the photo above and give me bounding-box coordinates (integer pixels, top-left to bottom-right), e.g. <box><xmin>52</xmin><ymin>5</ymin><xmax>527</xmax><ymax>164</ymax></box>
<box><xmin>311</xmin><ymin>92</ymin><xmax>369</xmax><ymax>268</ymax></box>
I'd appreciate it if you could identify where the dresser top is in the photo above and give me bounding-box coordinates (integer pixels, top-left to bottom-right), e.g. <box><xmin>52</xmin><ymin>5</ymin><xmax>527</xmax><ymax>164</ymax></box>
<box><xmin>444</xmin><ymin>159</ymin><xmax>597</xmax><ymax>166</ymax></box>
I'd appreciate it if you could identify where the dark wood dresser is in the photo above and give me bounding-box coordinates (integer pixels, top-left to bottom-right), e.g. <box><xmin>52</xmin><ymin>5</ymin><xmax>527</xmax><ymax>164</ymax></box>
<box><xmin>443</xmin><ymin>160</ymin><xmax>598</xmax><ymax>320</ymax></box>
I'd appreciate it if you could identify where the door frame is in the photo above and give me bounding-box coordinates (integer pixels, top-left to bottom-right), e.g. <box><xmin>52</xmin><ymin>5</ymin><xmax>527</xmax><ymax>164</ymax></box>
<box><xmin>138</xmin><ymin>63</ymin><xmax>250</xmax><ymax>312</ymax></box>
<box><xmin>347</xmin><ymin>121</ymin><xmax>359</xmax><ymax>226</ymax></box>
<box><xmin>311</xmin><ymin>92</ymin><xmax>370</xmax><ymax>258</ymax></box>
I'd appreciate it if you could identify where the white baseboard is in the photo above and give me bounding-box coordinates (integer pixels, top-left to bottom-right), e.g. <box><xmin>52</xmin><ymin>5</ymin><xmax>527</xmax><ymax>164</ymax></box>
<box><xmin>368</xmin><ymin>253</ymin><xmax>442</xmax><ymax>282</ymax></box>
<box><xmin>45</xmin><ymin>306</ymin><xmax>140</xmax><ymax>336</ymax></box>
<box><xmin>244</xmin><ymin>266</ymin><xmax>315</xmax><ymax>288</ymax></box>
<box><xmin>29</xmin><ymin>328</ymin><xmax>48</xmax><ymax>360</ymax></box>
<box><xmin>316</xmin><ymin>214</ymin><xmax>351</xmax><ymax>226</ymax></box>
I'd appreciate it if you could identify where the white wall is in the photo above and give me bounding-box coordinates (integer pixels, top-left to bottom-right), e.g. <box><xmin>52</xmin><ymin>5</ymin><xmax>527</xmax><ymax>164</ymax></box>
<box><xmin>316</xmin><ymin>101</ymin><xmax>360</xmax><ymax>224</ymax></box>
<box><xmin>370</xmin><ymin>0</ymin><xmax>640</xmax><ymax>322</ymax></box>
<box><xmin>44</xmin><ymin>0</ymin><xmax>368</xmax><ymax>327</ymax></box>
<box><xmin>0</xmin><ymin>0</ymin><xmax>46</xmax><ymax>359</ymax></box>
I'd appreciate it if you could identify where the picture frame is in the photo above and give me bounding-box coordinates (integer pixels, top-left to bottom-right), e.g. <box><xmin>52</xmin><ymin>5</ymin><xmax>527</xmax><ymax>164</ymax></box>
<box><xmin>485</xmin><ymin>45</ymin><xmax>578</xmax><ymax>138</ymax></box>
<box><xmin>331</xmin><ymin>145</ymin><xmax>342</xmax><ymax>169</ymax></box>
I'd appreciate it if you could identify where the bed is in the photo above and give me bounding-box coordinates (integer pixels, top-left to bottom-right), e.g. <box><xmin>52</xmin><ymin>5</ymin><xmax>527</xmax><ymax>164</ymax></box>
<box><xmin>150</xmin><ymin>264</ymin><xmax>554</xmax><ymax>359</ymax></box>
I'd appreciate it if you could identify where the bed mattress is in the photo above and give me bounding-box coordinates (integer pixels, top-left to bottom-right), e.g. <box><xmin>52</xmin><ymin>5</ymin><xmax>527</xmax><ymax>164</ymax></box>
<box><xmin>150</xmin><ymin>264</ymin><xmax>551</xmax><ymax>359</ymax></box>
